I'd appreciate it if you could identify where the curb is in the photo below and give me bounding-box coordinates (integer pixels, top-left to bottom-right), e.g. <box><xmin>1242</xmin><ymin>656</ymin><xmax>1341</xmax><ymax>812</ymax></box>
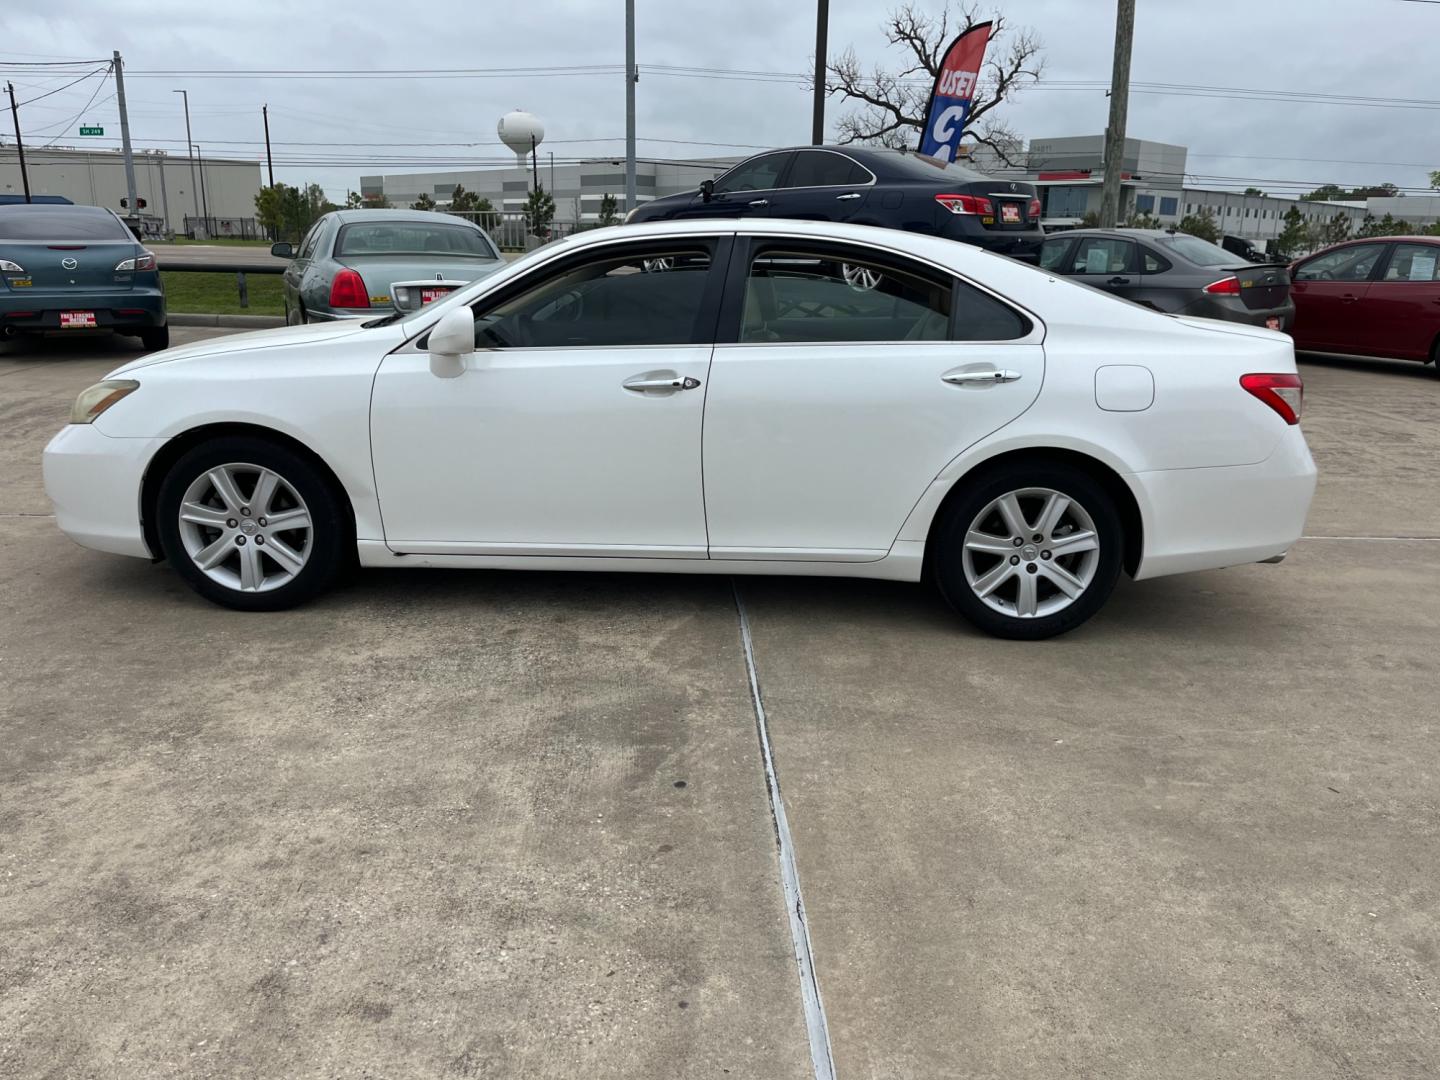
<box><xmin>169</xmin><ymin>313</ymin><xmax>285</xmax><ymax>329</ymax></box>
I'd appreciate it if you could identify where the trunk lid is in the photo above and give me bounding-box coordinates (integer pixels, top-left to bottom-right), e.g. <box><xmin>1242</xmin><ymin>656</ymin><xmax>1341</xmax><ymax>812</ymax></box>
<box><xmin>343</xmin><ymin>256</ymin><xmax>505</xmax><ymax>306</ymax></box>
<box><xmin>5</xmin><ymin>241</ymin><xmax>139</xmax><ymax>294</ymax></box>
<box><xmin>1231</xmin><ymin>263</ymin><xmax>1291</xmax><ymax>311</ymax></box>
<box><xmin>931</xmin><ymin>181</ymin><xmax>1041</xmax><ymax>232</ymax></box>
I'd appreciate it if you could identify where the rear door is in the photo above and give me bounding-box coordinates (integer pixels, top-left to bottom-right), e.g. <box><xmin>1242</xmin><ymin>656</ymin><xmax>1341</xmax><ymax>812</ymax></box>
<box><xmin>1355</xmin><ymin>242</ymin><xmax>1440</xmax><ymax>361</ymax></box>
<box><xmin>1289</xmin><ymin>243</ymin><xmax>1386</xmax><ymax>353</ymax></box>
<box><xmin>765</xmin><ymin>149</ymin><xmax>874</xmax><ymax>224</ymax></box>
<box><xmin>701</xmin><ymin>236</ymin><xmax>1042</xmax><ymax>560</ymax></box>
<box><xmin>673</xmin><ymin>152</ymin><xmax>793</xmax><ymax>221</ymax></box>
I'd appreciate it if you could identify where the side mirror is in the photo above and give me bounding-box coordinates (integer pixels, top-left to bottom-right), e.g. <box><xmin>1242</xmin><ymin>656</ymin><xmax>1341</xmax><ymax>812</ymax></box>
<box><xmin>427</xmin><ymin>306</ymin><xmax>476</xmax><ymax>378</ymax></box>
<box><xmin>700</xmin><ymin>179</ymin><xmax>714</xmax><ymax>204</ymax></box>
<box><xmin>270</xmin><ymin>242</ymin><xmax>294</xmax><ymax>259</ymax></box>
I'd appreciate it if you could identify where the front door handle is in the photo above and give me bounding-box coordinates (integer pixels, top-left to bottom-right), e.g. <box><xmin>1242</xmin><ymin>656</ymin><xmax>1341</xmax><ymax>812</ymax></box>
<box><xmin>748</xmin><ymin>199</ymin><xmax>769</xmax><ymax>208</ymax></box>
<box><xmin>943</xmin><ymin>369</ymin><xmax>1023</xmax><ymax>386</ymax></box>
<box><xmin>1108</xmin><ymin>276</ymin><xmax>1131</xmax><ymax>285</ymax></box>
<box><xmin>836</xmin><ymin>192</ymin><xmax>862</xmax><ymax>201</ymax></box>
<box><xmin>624</xmin><ymin>372</ymin><xmax>702</xmax><ymax>393</ymax></box>
<box><xmin>1340</xmin><ymin>294</ymin><xmax>1358</xmax><ymax>304</ymax></box>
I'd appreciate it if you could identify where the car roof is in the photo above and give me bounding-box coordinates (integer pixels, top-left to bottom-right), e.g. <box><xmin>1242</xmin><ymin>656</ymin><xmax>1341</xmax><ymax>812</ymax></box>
<box><xmin>328</xmin><ymin>208</ymin><xmax>483</xmax><ymax>226</ymax></box>
<box><xmin>1048</xmin><ymin>228</ymin><xmax>1177</xmax><ymax>239</ymax></box>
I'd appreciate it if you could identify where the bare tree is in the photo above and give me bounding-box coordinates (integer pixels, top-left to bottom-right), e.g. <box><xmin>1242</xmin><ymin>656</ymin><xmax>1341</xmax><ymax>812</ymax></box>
<box><xmin>824</xmin><ymin>2</ymin><xmax>1044</xmax><ymax>163</ymax></box>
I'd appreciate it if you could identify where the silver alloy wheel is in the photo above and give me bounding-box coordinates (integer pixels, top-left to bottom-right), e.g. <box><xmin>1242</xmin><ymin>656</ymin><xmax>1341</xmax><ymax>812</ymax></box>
<box><xmin>177</xmin><ymin>462</ymin><xmax>313</xmax><ymax>593</ymax></box>
<box><xmin>961</xmin><ymin>487</ymin><xmax>1100</xmax><ymax>619</ymax></box>
<box><xmin>641</xmin><ymin>257</ymin><xmax>675</xmax><ymax>273</ymax></box>
<box><xmin>841</xmin><ymin>263</ymin><xmax>883</xmax><ymax>291</ymax></box>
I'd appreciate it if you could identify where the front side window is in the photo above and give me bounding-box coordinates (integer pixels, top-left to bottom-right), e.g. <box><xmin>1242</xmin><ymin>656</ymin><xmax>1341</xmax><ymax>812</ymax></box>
<box><xmin>472</xmin><ymin>246</ymin><xmax>712</xmax><ymax>349</ymax></box>
<box><xmin>298</xmin><ymin>221</ymin><xmax>324</xmax><ymax>260</ymax></box>
<box><xmin>785</xmin><ymin>151</ymin><xmax>870</xmax><ymax>188</ymax></box>
<box><xmin>337</xmin><ymin>221</ymin><xmax>497</xmax><ymax>259</ymax></box>
<box><xmin>1069</xmin><ymin>237</ymin><xmax>1136</xmax><ymax>275</ymax></box>
<box><xmin>714</xmin><ymin>153</ymin><xmax>792</xmax><ymax>194</ymax></box>
<box><xmin>1293</xmin><ymin>244</ymin><xmax>1385</xmax><ymax>283</ymax></box>
<box><xmin>1380</xmin><ymin>243</ymin><xmax>1440</xmax><ymax>282</ymax></box>
<box><xmin>1039</xmin><ymin>239</ymin><xmax>1071</xmax><ymax>272</ymax></box>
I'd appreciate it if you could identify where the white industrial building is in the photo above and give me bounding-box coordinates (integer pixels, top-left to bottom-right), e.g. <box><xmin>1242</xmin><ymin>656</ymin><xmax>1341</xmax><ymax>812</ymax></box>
<box><xmin>0</xmin><ymin>145</ymin><xmax>263</xmax><ymax>237</ymax></box>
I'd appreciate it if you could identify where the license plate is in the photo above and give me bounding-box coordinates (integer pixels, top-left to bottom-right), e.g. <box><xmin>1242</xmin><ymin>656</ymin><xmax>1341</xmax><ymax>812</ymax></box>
<box><xmin>60</xmin><ymin>311</ymin><xmax>97</xmax><ymax>328</ymax></box>
<box><xmin>1266</xmin><ymin>316</ymin><xmax>1282</xmax><ymax>330</ymax></box>
<box><xmin>420</xmin><ymin>287</ymin><xmax>454</xmax><ymax>305</ymax></box>
<box><xmin>1001</xmin><ymin>203</ymin><xmax>1021</xmax><ymax>224</ymax></box>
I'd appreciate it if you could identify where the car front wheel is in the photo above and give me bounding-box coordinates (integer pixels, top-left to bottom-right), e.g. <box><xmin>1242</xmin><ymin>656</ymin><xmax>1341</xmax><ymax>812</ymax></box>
<box><xmin>156</xmin><ymin>437</ymin><xmax>348</xmax><ymax>611</ymax></box>
<box><xmin>933</xmin><ymin>462</ymin><xmax>1124</xmax><ymax>639</ymax></box>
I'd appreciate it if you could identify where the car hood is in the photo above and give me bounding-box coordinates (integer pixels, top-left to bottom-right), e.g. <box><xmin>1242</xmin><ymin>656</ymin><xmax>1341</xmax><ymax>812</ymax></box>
<box><xmin>106</xmin><ymin>317</ymin><xmax>382</xmax><ymax>376</ymax></box>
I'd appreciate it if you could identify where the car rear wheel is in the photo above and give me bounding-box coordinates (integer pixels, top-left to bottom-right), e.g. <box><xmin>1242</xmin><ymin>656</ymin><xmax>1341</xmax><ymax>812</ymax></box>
<box><xmin>156</xmin><ymin>437</ymin><xmax>348</xmax><ymax>611</ymax></box>
<box><xmin>932</xmin><ymin>462</ymin><xmax>1124</xmax><ymax>640</ymax></box>
<box><xmin>138</xmin><ymin>326</ymin><xmax>169</xmax><ymax>352</ymax></box>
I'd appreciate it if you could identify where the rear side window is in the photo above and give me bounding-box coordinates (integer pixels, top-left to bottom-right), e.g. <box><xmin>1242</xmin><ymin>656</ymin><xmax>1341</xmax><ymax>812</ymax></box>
<box><xmin>0</xmin><ymin>208</ymin><xmax>130</xmax><ymax>241</ymax></box>
<box><xmin>785</xmin><ymin>151</ymin><xmax>871</xmax><ymax>188</ymax></box>
<box><xmin>1069</xmin><ymin>237</ymin><xmax>1135</xmax><ymax>275</ymax></box>
<box><xmin>1142</xmin><ymin>248</ymin><xmax>1171</xmax><ymax>273</ymax></box>
<box><xmin>1381</xmin><ymin>244</ymin><xmax>1440</xmax><ymax>282</ymax></box>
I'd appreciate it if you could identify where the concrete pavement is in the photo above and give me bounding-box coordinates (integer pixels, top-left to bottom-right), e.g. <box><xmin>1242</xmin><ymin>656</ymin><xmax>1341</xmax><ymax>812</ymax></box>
<box><xmin>1</xmin><ymin>329</ymin><xmax>1437</xmax><ymax>1078</ymax></box>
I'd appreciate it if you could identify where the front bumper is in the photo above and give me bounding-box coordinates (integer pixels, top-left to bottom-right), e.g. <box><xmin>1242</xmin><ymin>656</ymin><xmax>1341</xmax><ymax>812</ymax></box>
<box><xmin>1131</xmin><ymin>425</ymin><xmax>1317</xmax><ymax>580</ymax></box>
<box><xmin>43</xmin><ymin>424</ymin><xmax>164</xmax><ymax>559</ymax></box>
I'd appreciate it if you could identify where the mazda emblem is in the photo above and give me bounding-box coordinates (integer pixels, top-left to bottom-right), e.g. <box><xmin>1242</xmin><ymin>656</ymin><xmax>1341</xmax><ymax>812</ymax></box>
<box><xmin>61</xmin><ymin>257</ymin><xmax>78</xmax><ymax>270</ymax></box>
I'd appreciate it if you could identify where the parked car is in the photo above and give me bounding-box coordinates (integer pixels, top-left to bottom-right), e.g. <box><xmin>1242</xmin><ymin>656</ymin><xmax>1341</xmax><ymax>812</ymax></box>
<box><xmin>43</xmin><ymin>219</ymin><xmax>1315</xmax><ymax>639</ymax></box>
<box><xmin>1039</xmin><ymin>228</ymin><xmax>1294</xmax><ymax>329</ymax></box>
<box><xmin>273</xmin><ymin>209</ymin><xmax>505</xmax><ymax>324</ymax></box>
<box><xmin>1221</xmin><ymin>234</ymin><xmax>1271</xmax><ymax>264</ymax></box>
<box><xmin>1288</xmin><ymin>236</ymin><xmax>1440</xmax><ymax>374</ymax></box>
<box><xmin>0</xmin><ymin>203</ymin><xmax>167</xmax><ymax>351</ymax></box>
<box><xmin>627</xmin><ymin>145</ymin><xmax>1044</xmax><ymax>263</ymax></box>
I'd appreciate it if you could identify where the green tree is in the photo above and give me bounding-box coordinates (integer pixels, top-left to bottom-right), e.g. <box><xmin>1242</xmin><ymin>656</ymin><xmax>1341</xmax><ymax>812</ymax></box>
<box><xmin>1177</xmin><ymin>208</ymin><xmax>1220</xmax><ymax>243</ymax></box>
<box><xmin>1431</xmin><ymin>170</ymin><xmax>1440</xmax><ymax>189</ymax></box>
<box><xmin>255</xmin><ymin>182</ymin><xmax>333</xmax><ymax>242</ymax></box>
<box><xmin>1080</xmin><ymin>209</ymin><xmax>1101</xmax><ymax>228</ymax></box>
<box><xmin>524</xmin><ymin>184</ymin><xmax>556</xmax><ymax>237</ymax></box>
<box><xmin>344</xmin><ymin>191</ymin><xmax>364</xmax><ymax>209</ymax></box>
<box><xmin>412</xmin><ymin>192</ymin><xmax>437</xmax><ymax>211</ymax></box>
<box><xmin>1244</xmin><ymin>187</ymin><xmax>1265</xmax><ymax>197</ymax></box>
<box><xmin>1302</xmin><ymin>184</ymin><xmax>1345</xmax><ymax>202</ymax></box>
<box><xmin>1124</xmin><ymin>211</ymin><xmax>1162</xmax><ymax>230</ymax></box>
<box><xmin>597</xmin><ymin>192</ymin><xmax>620</xmax><ymax>226</ymax></box>
<box><xmin>1273</xmin><ymin>205</ymin><xmax>1309</xmax><ymax>259</ymax></box>
<box><xmin>1322</xmin><ymin>211</ymin><xmax>1352</xmax><ymax>246</ymax></box>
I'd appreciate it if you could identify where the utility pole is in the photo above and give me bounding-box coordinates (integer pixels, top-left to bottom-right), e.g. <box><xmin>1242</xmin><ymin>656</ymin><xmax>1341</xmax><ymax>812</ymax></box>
<box><xmin>113</xmin><ymin>51</ymin><xmax>139</xmax><ymax>225</ymax></box>
<box><xmin>812</xmin><ymin>0</ymin><xmax>829</xmax><ymax>144</ymax></box>
<box><xmin>1099</xmin><ymin>0</ymin><xmax>1135</xmax><ymax>228</ymax></box>
<box><xmin>173</xmin><ymin>90</ymin><xmax>202</xmax><ymax>238</ymax></box>
<box><xmin>157</xmin><ymin>155</ymin><xmax>170</xmax><ymax>234</ymax></box>
<box><xmin>530</xmin><ymin>135</ymin><xmax>539</xmax><ymax>193</ymax></box>
<box><xmin>4</xmin><ymin>83</ymin><xmax>30</xmax><ymax>203</ymax></box>
<box><xmin>262</xmin><ymin>104</ymin><xmax>275</xmax><ymax>187</ymax></box>
<box><xmin>624</xmin><ymin>0</ymin><xmax>637</xmax><ymax>214</ymax></box>
<box><xmin>195</xmin><ymin>143</ymin><xmax>210</xmax><ymax>228</ymax></box>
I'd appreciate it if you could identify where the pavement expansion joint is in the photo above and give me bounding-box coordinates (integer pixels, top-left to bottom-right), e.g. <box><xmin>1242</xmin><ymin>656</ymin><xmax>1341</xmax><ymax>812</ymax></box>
<box><xmin>731</xmin><ymin>579</ymin><xmax>837</xmax><ymax>1080</ymax></box>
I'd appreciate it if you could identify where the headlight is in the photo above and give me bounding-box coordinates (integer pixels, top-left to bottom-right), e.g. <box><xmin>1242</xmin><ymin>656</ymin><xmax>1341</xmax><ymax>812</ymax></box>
<box><xmin>70</xmin><ymin>379</ymin><xmax>140</xmax><ymax>424</ymax></box>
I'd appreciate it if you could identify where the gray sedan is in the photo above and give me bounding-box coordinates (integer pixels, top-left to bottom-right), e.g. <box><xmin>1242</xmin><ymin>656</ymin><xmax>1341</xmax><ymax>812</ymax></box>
<box><xmin>272</xmin><ymin>209</ymin><xmax>504</xmax><ymax>323</ymax></box>
<box><xmin>1039</xmin><ymin>228</ymin><xmax>1294</xmax><ymax>330</ymax></box>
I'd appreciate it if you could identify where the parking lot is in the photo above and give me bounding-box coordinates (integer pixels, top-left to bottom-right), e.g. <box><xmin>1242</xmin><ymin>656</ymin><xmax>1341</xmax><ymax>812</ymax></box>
<box><xmin>2</xmin><ymin>328</ymin><xmax>1437</xmax><ymax>1078</ymax></box>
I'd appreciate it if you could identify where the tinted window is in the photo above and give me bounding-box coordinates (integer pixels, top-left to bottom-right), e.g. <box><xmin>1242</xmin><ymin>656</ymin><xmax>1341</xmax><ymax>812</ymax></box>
<box><xmin>0</xmin><ymin>208</ymin><xmax>130</xmax><ymax>241</ymax></box>
<box><xmin>1380</xmin><ymin>244</ymin><xmax>1440</xmax><ymax>282</ymax></box>
<box><xmin>1154</xmin><ymin>234</ymin><xmax>1237</xmax><ymax>268</ymax></box>
<box><xmin>883</xmin><ymin>151</ymin><xmax>990</xmax><ymax>183</ymax></box>
<box><xmin>742</xmin><ymin>249</ymin><xmax>951</xmax><ymax>343</ymax></box>
<box><xmin>1069</xmin><ymin>237</ymin><xmax>1135</xmax><ymax>275</ymax></box>
<box><xmin>785</xmin><ymin>151</ymin><xmax>869</xmax><ymax>188</ymax></box>
<box><xmin>1294</xmin><ymin>244</ymin><xmax>1385</xmax><ymax>283</ymax></box>
<box><xmin>298</xmin><ymin>221</ymin><xmax>324</xmax><ymax>260</ymax></box>
<box><xmin>715</xmin><ymin>153</ymin><xmax>791</xmax><ymax>194</ymax></box>
<box><xmin>337</xmin><ymin>221</ymin><xmax>497</xmax><ymax>258</ymax></box>
<box><xmin>1039</xmin><ymin>239</ymin><xmax>1071</xmax><ymax>271</ymax></box>
<box><xmin>473</xmin><ymin>246</ymin><xmax>711</xmax><ymax>349</ymax></box>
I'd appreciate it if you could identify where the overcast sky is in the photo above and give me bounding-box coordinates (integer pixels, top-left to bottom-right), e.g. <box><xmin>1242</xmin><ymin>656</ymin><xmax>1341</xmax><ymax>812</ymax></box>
<box><xmin>4</xmin><ymin>0</ymin><xmax>1438</xmax><ymax>202</ymax></box>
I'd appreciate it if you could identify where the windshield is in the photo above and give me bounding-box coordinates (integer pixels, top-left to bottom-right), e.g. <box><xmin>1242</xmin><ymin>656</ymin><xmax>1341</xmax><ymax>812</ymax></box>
<box><xmin>336</xmin><ymin>221</ymin><xmax>497</xmax><ymax>259</ymax></box>
<box><xmin>886</xmin><ymin>151</ymin><xmax>992</xmax><ymax>183</ymax></box>
<box><xmin>0</xmin><ymin>208</ymin><xmax>132</xmax><ymax>241</ymax></box>
<box><xmin>1155</xmin><ymin>234</ymin><xmax>1240</xmax><ymax>268</ymax></box>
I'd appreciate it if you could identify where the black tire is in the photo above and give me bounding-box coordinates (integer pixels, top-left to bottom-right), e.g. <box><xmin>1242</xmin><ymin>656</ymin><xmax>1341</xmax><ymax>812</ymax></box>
<box><xmin>138</xmin><ymin>325</ymin><xmax>169</xmax><ymax>352</ymax></box>
<box><xmin>932</xmin><ymin>460</ymin><xmax>1125</xmax><ymax>640</ymax></box>
<box><xmin>156</xmin><ymin>436</ymin><xmax>349</xmax><ymax>611</ymax></box>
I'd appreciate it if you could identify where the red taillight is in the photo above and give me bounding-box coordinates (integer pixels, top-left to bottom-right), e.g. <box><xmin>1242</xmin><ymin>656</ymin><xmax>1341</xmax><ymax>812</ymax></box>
<box><xmin>1240</xmin><ymin>373</ymin><xmax>1303</xmax><ymax>425</ymax></box>
<box><xmin>329</xmin><ymin>268</ymin><xmax>369</xmax><ymax>309</ymax></box>
<box><xmin>135</xmin><ymin>251</ymin><xmax>156</xmax><ymax>271</ymax></box>
<box><xmin>1204</xmin><ymin>276</ymin><xmax>1241</xmax><ymax>295</ymax></box>
<box><xmin>1028</xmin><ymin>197</ymin><xmax>1042</xmax><ymax>219</ymax></box>
<box><xmin>935</xmin><ymin>193</ymin><xmax>994</xmax><ymax>216</ymax></box>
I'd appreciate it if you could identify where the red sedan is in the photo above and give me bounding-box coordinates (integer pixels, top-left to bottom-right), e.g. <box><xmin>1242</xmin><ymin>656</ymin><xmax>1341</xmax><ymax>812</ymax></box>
<box><xmin>1289</xmin><ymin>236</ymin><xmax>1440</xmax><ymax>375</ymax></box>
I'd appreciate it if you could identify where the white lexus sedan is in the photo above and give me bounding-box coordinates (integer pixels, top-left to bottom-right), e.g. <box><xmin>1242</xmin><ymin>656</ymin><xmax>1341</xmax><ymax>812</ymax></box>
<box><xmin>43</xmin><ymin>220</ymin><xmax>1316</xmax><ymax>639</ymax></box>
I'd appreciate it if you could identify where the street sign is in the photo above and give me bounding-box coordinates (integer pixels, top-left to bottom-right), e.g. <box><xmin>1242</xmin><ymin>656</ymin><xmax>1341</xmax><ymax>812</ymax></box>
<box><xmin>79</xmin><ymin>126</ymin><xmax>103</xmax><ymax>136</ymax></box>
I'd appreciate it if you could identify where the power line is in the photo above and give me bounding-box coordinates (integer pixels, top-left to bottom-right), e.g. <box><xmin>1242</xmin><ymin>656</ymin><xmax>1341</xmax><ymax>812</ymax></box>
<box><xmin>16</xmin><ymin>65</ymin><xmax>109</xmax><ymax>107</ymax></box>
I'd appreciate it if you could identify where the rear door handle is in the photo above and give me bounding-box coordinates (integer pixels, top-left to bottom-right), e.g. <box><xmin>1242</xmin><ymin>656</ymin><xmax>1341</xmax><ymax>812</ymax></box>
<box><xmin>836</xmin><ymin>192</ymin><xmax>862</xmax><ymax>201</ymax></box>
<box><xmin>748</xmin><ymin>199</ymin><xmax>769</xmax><ymax>208</ymax></box>
<box><xmin>1340</xmin><ymin>294</ymin><xmax>1358</xmax><ymax>304</ymax></box>
<box><xmin>943</xmin><ymin>369</ymin><xmax>1023</xmax><ymax>386</ymax></box>
<box><xmin>624</xmin><ymin>372</ymin><xmax>701</xmax><ymax>393</ymax></box>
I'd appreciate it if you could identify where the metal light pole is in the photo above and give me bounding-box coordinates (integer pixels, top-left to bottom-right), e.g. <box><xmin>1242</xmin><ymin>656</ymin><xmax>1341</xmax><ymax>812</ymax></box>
<box><xmin>113</xmin><ymin>52</ymin><xmax>139</xmax><ymax>224</ymax></box>
<box><xmin>812</xmin><ymin>0</ymin><xmax>829</xmax><ymax>144</ymax></box>
<box><xmin>624</xmin><ymin>0</ymin><xmax>637</xmax><ymax>213</ymax></box>
<box><xmin>173</xmin><ymin>89</ymin><xmax>203</xmax><ymax>238</ymax></box>
<box><xmin>1099</xmin><ymin>0</ymin><xmax>1136</xmax><ymax>228</ymax></box>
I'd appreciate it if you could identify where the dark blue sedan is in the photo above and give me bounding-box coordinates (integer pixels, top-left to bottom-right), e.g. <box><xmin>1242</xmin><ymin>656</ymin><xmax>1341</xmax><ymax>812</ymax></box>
<box><xmin>0</xmin><ymin>204</ymin><xmax>167</xmax><ymax>351</ymax></box>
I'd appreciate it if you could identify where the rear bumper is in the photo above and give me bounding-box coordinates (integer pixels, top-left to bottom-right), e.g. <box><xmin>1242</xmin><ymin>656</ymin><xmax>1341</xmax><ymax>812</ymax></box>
<box><xmin>42</xmin><ymin>424</ymin><xmax>163</xmax><ymax>559</ymax></box>
<box><xmin>1</xmin><ymin>288</ymin><xmax>165</xmax><ymax>333</ymax></box>
<box><xmin>1131</xmin><ymin>425</ymin><xmax>1317</xmax><ymax>580</ymax></box>
<box><xmin>937</xmin><ymin>219</ymin><xmax>1044</xmax><ymax>263</ymax></box>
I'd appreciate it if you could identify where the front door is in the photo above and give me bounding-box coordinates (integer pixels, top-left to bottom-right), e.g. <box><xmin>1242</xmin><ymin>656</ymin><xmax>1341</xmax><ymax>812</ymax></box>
<box><xmin>674</xmin><ymin>151</ymin><xmax>794</xmax><ymax>222</ymax></box>
<box><xmin>370</xmin><ymin>239</ymin><xmax>728</xmax><ymax>556</ymax></box>
<box><xmin>764</xmin><ymin>148</ymin><xmax>874</xmax><ymax>224</ymax></box>
<box><xmin>1065</xmin><ymin>235</ymin><xmax>1146</xmax><ymax>305</ymax></box>
<box><xmin>702</xmin><ymin>238</ymin><xmax>1043</xmax><ymax>560</ymax></box>
<box><xmin>1290</xmin><ymin>242</ymin><xmax>1386</xmax><ymax>353</ymax></box>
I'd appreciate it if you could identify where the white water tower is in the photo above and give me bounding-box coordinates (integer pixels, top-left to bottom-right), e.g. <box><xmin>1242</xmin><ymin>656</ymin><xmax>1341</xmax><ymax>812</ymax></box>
<box><xmin>497</xmin><ymin>110</ymin><xmax>544</xmax><ymax>166</ymax></box>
